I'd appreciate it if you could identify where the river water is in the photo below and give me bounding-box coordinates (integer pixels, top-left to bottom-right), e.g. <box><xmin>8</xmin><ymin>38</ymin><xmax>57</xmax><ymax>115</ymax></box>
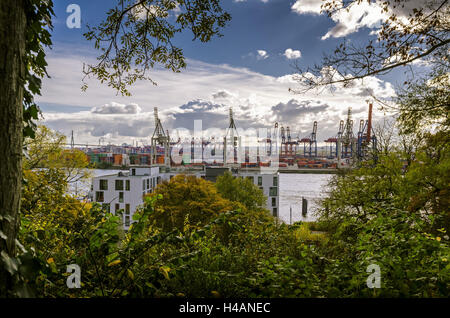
<box><xmin>72</xmin><ymin>170</ymin><xmax>333</xmax><ymax>224</ymax></box>
<box><xmin>278</xmin><ymin>173</ymin><xmax>333</xmax><ymax>223</ymax></box>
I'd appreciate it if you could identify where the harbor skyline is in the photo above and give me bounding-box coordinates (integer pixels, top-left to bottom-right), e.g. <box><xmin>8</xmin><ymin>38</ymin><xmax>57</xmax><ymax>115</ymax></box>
<box><xmin>35</xmin><ymin>0</ymin><xmax>410</xmax><ymax>145</ymax></box>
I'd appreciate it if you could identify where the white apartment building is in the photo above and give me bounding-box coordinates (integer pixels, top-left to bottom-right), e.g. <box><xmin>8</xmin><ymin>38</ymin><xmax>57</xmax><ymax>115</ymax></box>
<box><xmin>236</xmin><ymin>170</ymin><xmax>279</xmax><ymax>217</ymax></box>
<box><xmin>91</xmin><ymin>166</ymin><xmax>279</xmax><ymax>229</ymax></box>
<box><xmin>92</xmin><ymin>166</ymin><xmax>169</xmax><ymax>229</ymax></box>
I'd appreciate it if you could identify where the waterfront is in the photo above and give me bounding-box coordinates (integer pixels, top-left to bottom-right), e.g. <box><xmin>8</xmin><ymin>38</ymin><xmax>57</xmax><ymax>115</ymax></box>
<box><xmin>74</xmin><ymin>169</ymin><xmax>332</xmax><ymax>223</ymax></box>
<box><xmin>279</xmin><ymin>173</ymin><xmax>332</xmax><ymax>223</ymax></box>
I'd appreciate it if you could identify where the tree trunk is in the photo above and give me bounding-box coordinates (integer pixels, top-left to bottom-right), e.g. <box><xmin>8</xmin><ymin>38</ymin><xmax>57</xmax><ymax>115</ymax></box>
<box><xmin>0</xmin><ymin>0</ymin><xmax>26</xmax><ymax>292</ymax></box>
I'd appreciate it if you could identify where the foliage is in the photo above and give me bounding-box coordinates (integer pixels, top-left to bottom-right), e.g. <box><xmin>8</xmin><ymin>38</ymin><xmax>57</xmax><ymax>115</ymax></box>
<box><xmin>215</xmin><ymin>172</ymin><xmax>267</xmax><ymax>212</ymax></box>
<box><xmin>0</xmin><ymin>126</ymin><xmax>91</xmax><ymax>297</ymax></box>
<box><xmin>93</xmin><ymin>161</ymin><xmax>114</xmax><ymax>169</ymax></box>
<box><xmin>24</xmin><ymin>126</ymin><xmax>91</xmax><ymax>182</ymax></box>
<box><xmin>315</xmin><ymin>129</ymin><xmax>450</xmax><ymax>297</ymax></box>
<box><xmin>148</xmin><ymin>174</ymin><xmax>236</xmax><ymax>232</ymax></box>
<box><xmin>5</xmin><ymin>0</ymin><xmax>449</xmax><ymax>298</ymax></box>
<box><xmin>353</xmin><ymin>210</ymin><xmax>449</xmax><ymax>297</ymax></box>
<box><xmin>83</xmin><ymin>0</ymin><xmax>231</xmax><ymax>95</ymax></box>
<box><xmin>3</xmin><ymin>0</ymin><xmax>230</xmax><ymax>297</ymax></box>
<box><xmin>7</xmin><ymin>121</ymin><xmax>450</xmax><ymax>299</ymax></box>
<box><xmin>1</xmin><ymin>2</ymin><xmax>54</xmax><ymax>294</ymax></box>
<box><xmin>405</xmin><ymin>131</ymin><xmax>450</xmax><ymax>230</ymax></box>
<box><xmin>319</xmin><ymin>131</ymin><xmax>450</xmax><ymax>231</ymax></box>
<box><xmin>396</xmin><ymin>66</ymin><xmax>450</xmax><ymax>135</ymax></box>
<box><xmin>317</xmin><ymin>205</ymin><xmax>450</xmax><ymax>297</ymax></box>
<box><xmin>22</xmin><ymin>0</ymin><xmax>54</xmax><ymax>140</ymax></box>
<box><xmin>14</xmin><ymin>150</ymin><xmax>450</xmax><ymax>297</ymax></box>
<box><xmin>292</xmin><ymin>0</ymin><xmax>449</xmax><ymax>90</ymax></box>
<box><xmin>292</xmin><ymin>223</ymin><xmax>327</xmax><ymax>244</ymax></box>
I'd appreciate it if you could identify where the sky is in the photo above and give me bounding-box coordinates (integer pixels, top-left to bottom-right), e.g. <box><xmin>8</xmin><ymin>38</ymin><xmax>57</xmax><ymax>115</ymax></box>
<box><xmin>36</xmin><ymin>0</ymin><xmax>416</xmax><ymax>146</ymax></box>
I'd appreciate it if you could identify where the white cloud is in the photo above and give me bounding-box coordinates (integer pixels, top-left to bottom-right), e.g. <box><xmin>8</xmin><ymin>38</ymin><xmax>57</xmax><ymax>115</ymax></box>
<box><xmin>256</xmin><ymin>50</ymin><xmax>269</xmax><ymax>60</ymax></box>
<box><xmin>291</xmin><ymin>0</ymin><xmax>324</xmax><ymax>15</ymax></box>
<box><xmin>43</xmin><ymin>111</ymin><xmax>155</xmax><ymax>141</ymax></box>
<box><xmin>272</xmin><ymin>99</ymin><xmax>329</xmax><ymax>124</ymax></box>
<box><xmin>321</xmin><ymin>1</ymin><xmax>386</xmax><ymax>40</ymax></box>
<box><xmin>91</xmin><ymin>102</ymin><xmax>142</xmax><ymax>114</ymax></box>
<box><xmin>291</xmin><ymin>0</ymin><xmax>386</xmax><ymax>39</ymax></box>
<box><xmin>212</xmin><ymin>90</ymin><xmax>236</xmax><ymax>100</ymax></box>
<box><xmin>284</xmin><ymin>48</ymin><xmax>302</xmax><ymax>59</ymax></box>
<box><xmin>292</xmin><ymin>0</ymin><xmax>435</xmax><ymax>40</ymax></box>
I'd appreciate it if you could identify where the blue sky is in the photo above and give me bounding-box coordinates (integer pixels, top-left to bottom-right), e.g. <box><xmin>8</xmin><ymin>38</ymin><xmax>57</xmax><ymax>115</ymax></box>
<box><xmin>49</xmin><ymin>0</ymin><xmax>339</xmax><ymax>77</ymax></box>
<box><xmin>38</xmin><ymin>0</ymin><xmax>410</xmax><ymax>145</ymax></box>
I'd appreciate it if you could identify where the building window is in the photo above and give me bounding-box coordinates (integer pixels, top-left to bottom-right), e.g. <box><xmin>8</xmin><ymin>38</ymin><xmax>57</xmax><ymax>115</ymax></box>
<box><xmin>95</xmin><ymin>191</ymin><xmax>104</xmax><ymax>202</ymax></box>
<box><xmin>269</xmin><ymin>187</ymin><xmax>277</xmax><ymax>196</ymax></box>
<box><xmin>258</xmin><ymin>176</ymin><xmax>262</xmax><ymax>186</ymax></box>
<box><xmin>271</xmin><ymin>197</ymin><xmax>276</xmax><ymax>207</ymax></box>
<box><xmin>272</xmin><ymin>208</ymin><xmax>277</xmax><ymax>217</ymax></box>
<box><xmin>119</xmin><ymin>192</ymin><xmax>124</xmax><ymax>203</ymax></box>
<box><xmin>99</xmin><ymin>179</ymin><xmax>108</xmax><ymax>190</ymax></box>
<box><xmin>131</xmin><ymin>168</ymin><xmax>136</xmax><ymax>176</ymax></box>
<box><xmin>115</xmin><ymin>203</ymin><xmax>120</xmax><ymax>213</ymax></box>
<box><xmin>125</xmin><ymin>180</ymin><xmax>130</xmax><ymax>191</ymax></box>
<box><xmin>246</xmin><ymin>176</ymin><xmax>254</xmax><ymax>183</ymax></box>
<box><xmin>273</xmin><ymin>176</ymin><xmax>278</xmax><ymax>187</ymax></box>
<box><xmin>125</xmin><ymin>204</ymin><xmax>131</xmax><ymax>226</ymax></box>
<box><xmin>102</xmin><ymin>203</ymin><xmax>110</xmax><ymax>213</ymax></box>
<box><xmin>115</xmin><ymin>180</ymin><xmax>124</xmax><ymax>191</ymax></box>
<box><xmin>147</xmin><ymin>179</ymin><xmax>149</xmax><ymax>189</ymax></box>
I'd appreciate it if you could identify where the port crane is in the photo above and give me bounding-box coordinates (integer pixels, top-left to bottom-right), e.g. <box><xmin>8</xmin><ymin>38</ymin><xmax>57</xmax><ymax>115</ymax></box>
<box><xmin>356</xmin><ymin>102</ymin><xmax>377</xmax><ymax>161</ymax></box>
<box><xmin>338</xmin><ymin>108</ymin><xmax>355</xmax><ymax>161</ymax></box>
<box><xmin>223</xmin><ymin>107</ymin><xmax>241</xmax><ymax>165</ymax></box>
<box><xmin>300</xmin><ymin>121</ymin><xmax>318</xmax><ymax>158</ymax></box>
<box><xmin>151</xmin><ymin>107</ymin><xmax>170</xmax><ymax>166</ymax></box>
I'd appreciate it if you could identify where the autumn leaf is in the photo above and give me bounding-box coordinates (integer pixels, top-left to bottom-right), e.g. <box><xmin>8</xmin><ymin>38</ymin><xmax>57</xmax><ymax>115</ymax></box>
<box><xmin>211</xmin><ymin>290</ymin><xmax>221</xmax><ymax>298</ymax></box>
<box><xmin>159</xmin><ymin>266</ymin><xmax>170</xmax><ymax>280</ymax></box>
<box><xmin>108</xmin><ymin>259</ymin><xmax>121</xmax><ymax>267</ymax></box>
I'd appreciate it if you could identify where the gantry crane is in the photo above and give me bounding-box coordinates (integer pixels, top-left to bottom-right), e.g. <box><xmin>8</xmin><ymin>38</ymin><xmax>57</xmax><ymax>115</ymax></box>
<box><xmin>223</xmin><ymin>107</ymin><xmax>241</xmax><ymax>165</ymax></box>
<box><xmin>324</xmin><ymin>120</ymin><xmax>344</xmax><ymax>159</ymax></box>
<box><xmin>338</xmin><ymin>107</ymin><xmax>355</xmax><ymax>161</ymax></box>
<box><xmin>300</xmin><ymin>121</ymin><xmax>318</xmax><ymax>158</ymax></box>
<box><xmin>356</xmin><ymin>102</ymin><xmax>377</xmax><ymax>160</ymax></box>
<box><xmin>286</xmin><ymin>126</ymin><xmax>297</xmax><ymax>157</ymax></box>
<box><xmin>151</xmin><ymin>107</ymin><xmax>170</xmax><ymax>166</ymax></box>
